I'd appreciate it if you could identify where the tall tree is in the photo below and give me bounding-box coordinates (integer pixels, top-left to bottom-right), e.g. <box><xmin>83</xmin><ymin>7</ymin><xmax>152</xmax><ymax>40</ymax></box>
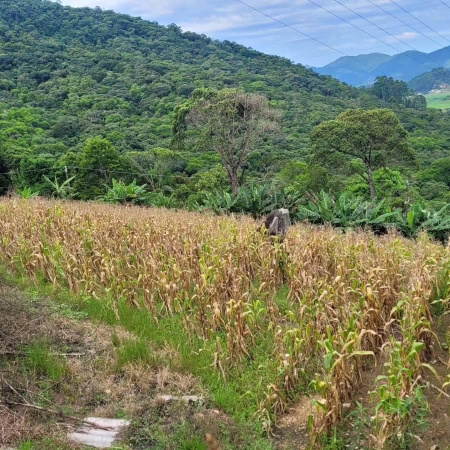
<box><xmin>173</xmin><ymin>89</ymin><xmax>280</xmax><ymax>195</ymax></box>
<box><xmin>71</xmin><ymin>137</ymin><xmax>129</xmax><ymax>199</ymax></box>
<box><xmin>0</xmin><ymin>150</ymin><xmax>10</xmax><ymax>195</ymax></box>
<box><xmin>311</xmin><ymin>109</ymin><xmax>414</xmax><ymax>198</ymax></box>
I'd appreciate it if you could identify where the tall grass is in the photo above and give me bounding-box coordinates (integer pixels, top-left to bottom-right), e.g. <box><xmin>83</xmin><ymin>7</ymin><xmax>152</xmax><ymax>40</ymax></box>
<box><xmin>0</xmin><ymin>198</ymin><xmax>448</xmax><ymax>447</ymax></box>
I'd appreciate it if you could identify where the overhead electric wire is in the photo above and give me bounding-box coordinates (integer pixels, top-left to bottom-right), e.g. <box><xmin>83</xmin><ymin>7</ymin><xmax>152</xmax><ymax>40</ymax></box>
<box><xmin>364</xmin><ymin>0</ymin><xmax>446</xmax><ymax>48</ymax></box>
<box><xmin>330</xmin><ymin>0</ymin><xmax>441</xmax><ymax>65</ymax></box>
<box><xmin>305</xmin><ymin>0</ymin><xmax>436</xmax><ymax>68</ymax></box>
<box><xmin>385</xmin><ymin>0</ymin><xmax>450</xmax><ymax>45</ymax></box>
<box><xmin>235</xmin><ymin>0</ymin><xmax>444</xmax><ymax>72</ymax></box>
<box><xmin>437</xmin><ymin>0</ymin><xmax>450</xmax><ymax>10</ymax></box>
<box><xmin>0</xmin><ymin>166</ymin><xmax>159</xmax><ymax>178</ymax></box>
<box><xmin>233</xmin><ymin>0</ymin><xmax>378</xmax><ymax>70</ymax></box>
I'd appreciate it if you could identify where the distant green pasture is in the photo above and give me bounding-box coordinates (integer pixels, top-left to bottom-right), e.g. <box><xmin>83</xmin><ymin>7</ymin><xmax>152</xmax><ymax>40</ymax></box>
<box><xmin>425</xmin><ymin>91</ymin><xmax>450</xmax><ymax>110</ymax></box>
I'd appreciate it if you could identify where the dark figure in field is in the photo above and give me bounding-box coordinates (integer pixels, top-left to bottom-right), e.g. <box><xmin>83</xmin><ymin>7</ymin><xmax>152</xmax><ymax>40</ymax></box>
<box><xmin>261</xmin><ymin>209</ymin><xmax>290</xmax><ymax>282</ymax></box>
<box><xmin>263</xmin><ymin>208</ymin><xmax>291</xmax><ymax>239</ymax></box>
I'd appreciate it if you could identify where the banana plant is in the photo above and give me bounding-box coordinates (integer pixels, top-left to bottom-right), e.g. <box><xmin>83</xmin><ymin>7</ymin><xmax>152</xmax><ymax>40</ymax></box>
<box><xmin>17</xmin><ymin>187</ymin><xmax>40</xmax><ymax>199</ymax></box>
<box><xmin>392</xmin><ymin>201</ymin><xmax>450</xmax><ymax>241</ymax></box>
<box><xmin>43</xmin><ymin>175</ymin><xmax>76</xmax><ymax>199</ymax></box>
<box><xmin>102</xmin><ymin>179</ymin><xmax>149</xmax><ymax>204</ymax></box>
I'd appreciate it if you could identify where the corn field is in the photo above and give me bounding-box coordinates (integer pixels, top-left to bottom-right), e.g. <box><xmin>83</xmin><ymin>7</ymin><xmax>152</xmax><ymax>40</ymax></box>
<box><xmin>0</xmin><ymin>198</ymin><xmax>448</xmax><ymax>448</ymax></box>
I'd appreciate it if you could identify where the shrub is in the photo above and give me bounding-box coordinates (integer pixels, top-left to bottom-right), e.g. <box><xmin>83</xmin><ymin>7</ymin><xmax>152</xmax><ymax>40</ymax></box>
<box><xmin>296</xmin><ymin>191</ymin><xmax>450</xmax><ymax>242</ymax></box>
<box><xmin>102</xmin><ymin>179</ymin><xmax>149</xmax><ymax>205</ymax></box>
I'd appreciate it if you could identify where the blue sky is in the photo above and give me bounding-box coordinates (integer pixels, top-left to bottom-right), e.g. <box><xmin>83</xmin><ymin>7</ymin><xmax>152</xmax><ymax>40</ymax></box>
<box><xmin>59</xmin><ymin>0</ymin><xmax>450</xmax><ymax>66</ymax></box>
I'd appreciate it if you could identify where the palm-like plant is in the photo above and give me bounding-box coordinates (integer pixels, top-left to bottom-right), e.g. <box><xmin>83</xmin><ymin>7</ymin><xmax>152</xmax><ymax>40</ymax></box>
<box><xmin>147</xmin><ymin>192</ymin><xmax>177</xmax><ymax>209</ymax></box>
<box><xmin>297</xmin><ymin>191</ymin><xmax>450</xmax><ymax>242</ymax></box>
<box><xmin>102</xmin><ymin>179</ymin><xmax>148</xmax><ymax>205</ymax></box>
<box><xmin>43</xmin><ymin>175</ymin><xmax>76</xmax><ymax>199</ymax></box>
<box><xmin>392</xmin><ymin>201</ymin><xmax>450</xmax><ymax>241</ymax></box>
<box><xmin>202</xmin><ymin>191</ymin><xmax>239</xmax><ymax>214</ymax></box>
<box><xmin>236</xmin><ymin>183</ymin><xmax>276</xmax><ymax>218</ymax></box>
<box><xmin>201</xmin><ymin>182</ymin><xmax>302</xmax><ymax>217</ymax></box>
<box><xmin>17</xmin><ymin>187</ymin><xmax>40</xmax><ymax>199</ymax></box>
<box><xmin>296</xmin><ymin>191</ymin><xmax>388</xmax><ymax>229</ymax></box>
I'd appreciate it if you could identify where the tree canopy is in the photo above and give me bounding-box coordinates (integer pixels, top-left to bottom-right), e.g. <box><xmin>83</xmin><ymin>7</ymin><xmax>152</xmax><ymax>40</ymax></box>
<box><xmin>311</xmin><ymin>109</ymin><xmax>414</xmax><ymax>198</ymax></box>
<box><xmin>173</xmin><ymin>89</ymin><xmax>280</xmax><ymax>194</ymax></box>
<box><xmin>0</xmin><ymin>0</ymin><xmax>448</xmax><ymax>208</ymax></box>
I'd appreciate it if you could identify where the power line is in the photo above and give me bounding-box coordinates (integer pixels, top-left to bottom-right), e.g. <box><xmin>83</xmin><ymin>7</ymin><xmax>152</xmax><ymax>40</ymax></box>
<box><xmin>364</xmin><ymin>0</ymin><xmax>446</xmax><ymax>49</ymax></box>
<box><xmin>385</xmin><ymin>0</ymin><xmax>450</xmax><ymax>45</ymax></box>
<box><xmin>233</xmin><ymin>0</ymin><xmax>378</xmax><ymax>70</ymax></box>
<box><xmin>235</xmin><ymin>0</ymin><xmax>443</xmax><ymax>73</ymax></box>
<box><xmin>0</xmin><ymin>165</ymin><xmax>158</xmax><ymax>178</ymax></box>
<box><xmin>328</xmin><ymin>0</ymin><xmax>440</xmax><ymax>66</ymax></box>
<box><xmin>306</xmin><ymin>0</ymin><xmax>436</xmax><ymax>68</ymax></box>
<box><xmin>437</xmin><ymin>0</ymin><xmax>450</xmax><ymax>10</ymax></box>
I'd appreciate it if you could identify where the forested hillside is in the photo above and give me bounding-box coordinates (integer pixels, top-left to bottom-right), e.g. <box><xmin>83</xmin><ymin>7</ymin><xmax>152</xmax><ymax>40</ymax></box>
<box><xmin>409</xmin><ymin>67</ymin><xmax>450</xmax><ymax>93</ymax></box>
<box><xmin>0</xmin><ymin>0</ymin><xmax>449</xmax><ymax>208</ymax></box>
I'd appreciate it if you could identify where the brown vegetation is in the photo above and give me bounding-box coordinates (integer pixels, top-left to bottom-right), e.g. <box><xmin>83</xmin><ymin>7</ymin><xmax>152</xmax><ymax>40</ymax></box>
<box><xmin>0</xmin><ymin>198</ymin><xmax>448</xmax><ymax>448</ymax></box>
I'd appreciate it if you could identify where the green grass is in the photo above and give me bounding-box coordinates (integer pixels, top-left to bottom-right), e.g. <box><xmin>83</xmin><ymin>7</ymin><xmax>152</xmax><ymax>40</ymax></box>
<box><xmin>1</xmin><ymin>268</ymin><xmax>275</xmax><ymax>449</ymax></box>
<box><xmin>25</xmin><ymin>340</ymin><xmax>68</xmax><ymax>382</ymax></box>
<box><xmin>115</xmin><ymin>338</ymin><xmax>155</xmax><ymax>368</ymax></box>
<box><xmin>425</xmin><ymin>91</ymin><xmax>450</xmax><ymax>110</ymax></box>
<box><xmin>18</xmin><ymin>441</ymin><xmax>35</xmax><ymax>450</ymax></box>
<box><xmin>18</xmin><ymin>438</ymin><xmax>71</xmax><ymax>450</ymax></box>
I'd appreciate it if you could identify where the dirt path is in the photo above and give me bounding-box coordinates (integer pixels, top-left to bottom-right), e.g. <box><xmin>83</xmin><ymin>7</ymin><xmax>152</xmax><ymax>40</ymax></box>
<box><xmin>0</xmin><ymin>280</ymin><xmax>224</xmax><ymax>449</ymax></box>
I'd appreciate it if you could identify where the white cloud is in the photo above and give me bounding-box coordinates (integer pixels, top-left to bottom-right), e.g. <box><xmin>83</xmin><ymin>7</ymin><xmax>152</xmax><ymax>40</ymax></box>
<box><xmin>395</xmin><ymin>32</ymin><xmax>419</xmax><ymax>41</ymax></box>
<box><xmin>179</xmin><ymin>15</ymin><xmax>251</xmax><ymax>34</ymax></box>
<box><xmin>60</xmin><ymin>0</ymin><xmax>197</xmax><ymax>18</ymax></box>
<box><xmin>57</xmin><ymin>0</ymin><xmax>448</xmax><ymax>66</ymax></box>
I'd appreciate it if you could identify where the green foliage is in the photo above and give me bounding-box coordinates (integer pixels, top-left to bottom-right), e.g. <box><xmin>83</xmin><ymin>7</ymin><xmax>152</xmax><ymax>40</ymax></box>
<box><xmin>115</xmin><ymin>339</ymin><xmax>154</xmax><ymax>368</ymax></box>
<box><xmin>278</xmin><ymin>161</ymin><xmax>345</xmax><ymax>198</ymax></box>
<box><xmin>103</xmin><ymin>179</ymin><xmax>149</xmax><ymax>205</ymax></box>
<box><xmin>296</xmin><ymin>191</ymin><xmax>395</xmax><ymax>231</ymax></box>
<box><xmin>25</xmin><ymin>340</ymin><xmax>67</xmax><ymax>382</ymax></box>
<box><xmin>17</xmin><ymin>186</ymin><xmax>39</xmax><ymax>199</ymax></box>
<box><xmin>198</xmin><ymin>182</ymin><xmax>300</xmax><ymax>218</ymax></box>
<box><xmin>418</xmin><ymin>157</ymin><xmax>450</xmax><ymax>186</ymax></box>
<box><xmin>372</xmin><ymin>76</ymin><xmax>427</xmax><ymax>110</ymax></box>
<box><xmin>0</xmin><ymin>152</ymin><xmax>10</xmax><ymax>195</ymax></box>
<box><xmin>18</xmin><ymin>441</ymin><xmax>35</xmax><ymax>450</ymax></box>
<box><xmin>102</xmin><ymin>179</ymin><xmax>178</xmax><ymax>208</ymax></box>
<box><xmin>409</xmin><ymin>67</ymin><xmax>450</xmax><ymax>93</ymax></box>
<box><xmin>346</xmin><ymin>167</ymin><xmax>408</xmax><ymax>207</ymax></box>
<box><xmin>147</xmin><ymin>192</ymin><xmax>178</xmax><ymax>208</ymax></box>
<box><xmin>296</xmin><ymin>191</ymin><xmax>450</xmax><ymax>242</ymax></box>
<box><xmin>0</xmin><ymin>0</ymin><xmax>448</xmax><ymax>212</ymax></box>
<box><xmin>311</xmin><ymin>109</ymin><xmax>414</xmax><ymax>198</ymax></box>
<box><xmin>374</xmin><ymin>333</ymin><xmax>430</xmax><ymax>449</ymax></box>
<box><xmin>173</xmin><ymin>88</ymin><xmax>280</xmax><ymax>194</ymax></box>
<box><xmin>391</xmin><ymin>201</ymin><xmax>450</xmax><ymax>242</ymax></box>
<box><xmin>69</xmin><ymin>137</ymin><xmax>130</xmax><ymax>199</ymax></box>
<box><xmin>43</xmin><ymin>174</ymin><xmax>76</xmax><ymax>199</ymax></box>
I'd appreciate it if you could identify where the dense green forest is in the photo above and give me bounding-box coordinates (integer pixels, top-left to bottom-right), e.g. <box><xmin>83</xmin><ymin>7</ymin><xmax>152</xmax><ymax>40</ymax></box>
<box><xmin>0</xmin><ymin>0</ymin><xmax>449</xmax><ymax>213</ymax></box>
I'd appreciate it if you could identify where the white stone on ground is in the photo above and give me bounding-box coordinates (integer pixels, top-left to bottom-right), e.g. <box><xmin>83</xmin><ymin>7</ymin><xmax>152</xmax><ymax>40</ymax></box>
<box><xmin>68</xmin><ymin>417</ymin><xmax>130</xmax><ymax>449</ymax></box>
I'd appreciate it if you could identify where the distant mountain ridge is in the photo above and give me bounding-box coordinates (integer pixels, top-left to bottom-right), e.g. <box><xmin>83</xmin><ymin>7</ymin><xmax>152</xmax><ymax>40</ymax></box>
<box><xmin>315</xmin><ymin>46</ymin><xmax>450</xmax><ymax>86</ymax></box>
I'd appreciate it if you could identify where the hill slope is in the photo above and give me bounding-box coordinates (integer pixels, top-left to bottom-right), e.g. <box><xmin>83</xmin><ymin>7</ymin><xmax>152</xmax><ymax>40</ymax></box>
<box><xmin>0</xmin><ymin>0</ymin><xmax>449</xmax><ymax>198</ymax></box>
<box><xmin>0</xmin><ymin>0</ymin><xmax>365</xmax><ymax>158</ymax></box>
<box><xmin>409</xmin><ymin>67</ymin><xmax>450</xmax><ymax>93</ymax></box>
<box><xmin>316</xmin><ymin>46</ymin><xmax>450</xmax><ymax>86</ymax></box>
